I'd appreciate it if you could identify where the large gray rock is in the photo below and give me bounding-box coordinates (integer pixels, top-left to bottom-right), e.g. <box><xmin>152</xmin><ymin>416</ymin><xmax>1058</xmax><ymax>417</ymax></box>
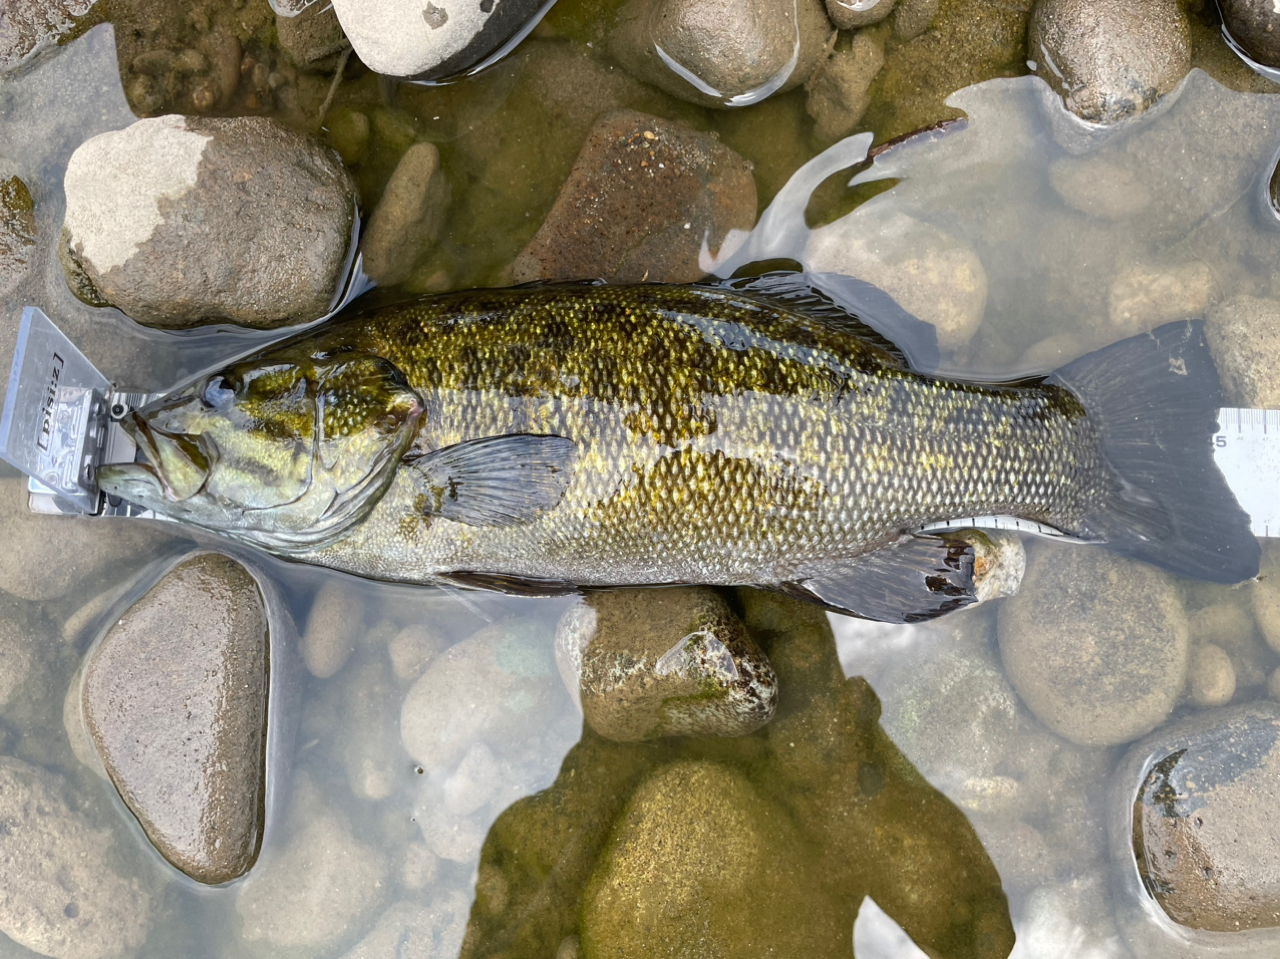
<box><xmin>554</xmin><ymin>587</ymin><xmax>777</xmax><ymax>742</ymax></box>
<box><xmin>0</xmin><ymin>756</ymin><xmax>156</xmax><ymax>959</ymax></box>
<box><xmin>400</xmin><ymin>619</ymin><xmax>561</xmax><ymax>771</ymax></box>
<box><xmin>0</xmin><ymin>475</ymin><xmax>182</xmax><ymax>602</ymax></box>
<box><xmin>608</xmin><ymin>0</ymin><xmax>832</xmax><ymax>109</ymax></box>
<box><xmin>360</xmin><ymin>142</ymin><xmax>449</xmax><ymax>287</ymax></box>
<box><xmin>998</xmin><ymin>544</ymin><xmax>1189</xmax><ymax>746</ymax></box>
<box><xmin>0</xmin><ymin>173</ymin><xmax>36</xmax><ymax>299</ymax></box>
<box><xmin>1027</xmin><ymin>0</ymin><xmax>1190</xmax><ymax>126</ymax></box>
<box><xmin>331</xmin><ymin>0</ymin><xmax>546</xmax><ymax>80</ymax></box>
<box><xmin>512</xmin><ymin>110</ymin><xmax>756</xmax><ymax>285</ymax></box>
<box><xmin>82</xmin><ymin>553</ymin><xmax>269</xmax><ymax>885</ymax></box>
<box><xmin>1121</xmin><ymin>702</ymin><xmax>1280</xmax><ymax>931</ymax></box>
<box><xmin>60</xmin><ymin>114</ymin><xmax>356</xmax><ymax>329</ymax></box>
<box><xmin>1222</xmin><ymin>0</ymin><xmax>1280</xmax><ymax>69</ymax></box>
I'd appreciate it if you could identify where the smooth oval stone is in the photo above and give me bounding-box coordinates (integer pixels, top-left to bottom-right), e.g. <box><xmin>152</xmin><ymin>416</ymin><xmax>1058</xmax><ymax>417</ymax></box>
<box><xmin>1123</xmin><ymin>702</ymin><xmax>1280</xmax><ymax>931</ymax></box>
<box><xmin>556</xmin><ymin>587</ymin><xmax>777</xmax><ymax>742</ymax></box>
<box><xmin>83</xmin><ymin>552</ymin><xmax>269</xmax><ymax>884</ymax></box>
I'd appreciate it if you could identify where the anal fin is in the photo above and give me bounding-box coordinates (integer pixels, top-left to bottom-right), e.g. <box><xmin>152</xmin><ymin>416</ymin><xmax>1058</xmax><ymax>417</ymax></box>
<box><xmin>780</xmin><ymin>535</ymin><xmax>977</xmax><ymax>623</ymax></box>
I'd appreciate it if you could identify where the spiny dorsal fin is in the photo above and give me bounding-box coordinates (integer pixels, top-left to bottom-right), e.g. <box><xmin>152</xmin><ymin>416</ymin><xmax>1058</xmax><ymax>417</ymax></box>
<box><xmin>711</xmin><ymin>271</ymin><xmax>940</xmax><ymax>371</ymax></box>
<box><xmin>403</xmin><ymin>433</ymin><xmax>578</xmax><ymax>528</ymax></box>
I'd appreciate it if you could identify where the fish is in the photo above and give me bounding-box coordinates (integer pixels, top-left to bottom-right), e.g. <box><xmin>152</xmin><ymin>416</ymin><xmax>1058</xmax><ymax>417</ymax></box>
<box><xmin>96</xmin><ymin>272</ymin><xmax>1260</xmax><ymax>623</ymax></box>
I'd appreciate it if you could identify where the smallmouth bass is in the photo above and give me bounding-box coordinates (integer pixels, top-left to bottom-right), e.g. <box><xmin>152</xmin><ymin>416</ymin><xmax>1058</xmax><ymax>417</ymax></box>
<box><xmin>97</xmin><ymin>273</ymin><xmax>1259</xmax><ymax>622</ymax></box>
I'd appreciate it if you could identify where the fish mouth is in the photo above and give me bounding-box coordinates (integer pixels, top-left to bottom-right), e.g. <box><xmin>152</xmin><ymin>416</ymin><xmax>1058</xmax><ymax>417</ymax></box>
<box><xmin>99</xmin><ymin>411</ymin><xmax>215</xmax><ymax>503</ymax></box>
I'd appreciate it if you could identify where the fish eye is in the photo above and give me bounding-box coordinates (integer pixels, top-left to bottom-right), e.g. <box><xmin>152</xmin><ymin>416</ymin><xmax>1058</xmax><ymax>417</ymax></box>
<box><xmin>201</xmin><ymin>374</ymin><xmax>237</xmax><ymax>408</ymax></box>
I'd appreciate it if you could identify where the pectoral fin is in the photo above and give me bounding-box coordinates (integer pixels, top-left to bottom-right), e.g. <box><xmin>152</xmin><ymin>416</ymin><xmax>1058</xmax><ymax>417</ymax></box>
<box><xmin>403</xmin><ymin>433</ymin><xmax>577</xmax><ymax>528</ymax></box>
<box><xmin>780</xmin><ymin>534</ymin><xmax>977</xmax><ymax>623</ymax></box>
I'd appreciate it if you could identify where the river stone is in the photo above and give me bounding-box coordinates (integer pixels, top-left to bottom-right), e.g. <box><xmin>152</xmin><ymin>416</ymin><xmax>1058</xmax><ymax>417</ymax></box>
<box><xmin>825</xmin><ymin>0</ymin><xmax>896</xmax><ymax>29</ymax></box>
<box><xmin>0</xmin><ymin>756</ymin><xmax>155</xmax><ymax>959</ymax></box>
<box><xmin>581</xmin><ymin>760</ymin><xmax>847</xmax><ymax>956</ymax></box>
<box><xmin>0</xmin><ymin>173</ymin><xmax>36</xmax><ymax>298</ymax></box>
<box><xmin>555</xmin><ymin>587</ymin><xmax>777</xmax><ymax>742</ymax></box>
<box><xmin>1186</xmin><ymin>643</ymin><xmax>1236</xmax><ymax>708</ymax></box>
<box><xmin>998</xmin><ymin>545</ymin><xmax>1189</xmax><ymax>747</ymax></box>
<box><xmin>236</xmin><ymin>777</ymin><xmax>389</xmax><ymax>953</ymax></box>
<box><xmin>400</xmin><ymin>619</ymin><xmax>559</xmax><ymax>771</ymax></box>
<box><xmin>0</xmin><ymin>591</ymin><xmax>36</xmax><ymax>711</ymax></box>
<box><xmin>512</xmin><ymin>110</ymin><xmax>756</xmax><ymax>285</ymax></box>
<box><xmin>805</xmin><ymin>207</ymin><xmax>987</xmax><ymax>349</ymax></box>
<box><xmin>1048</xmin><ymin>156</ymin><xmax>1152</xmax><ymax>221</ymax></box>
<box><xmin>1107</xmin><ymin>261</ymin><xmax>1216</xmax><ymax>336</ymax></box>
<box><xmin>1027</xmin><ymin>0</ymin><xmax>1190</xmax><ymax>126</ymax></box>
<box><xmin>82</xmin><ymin>552</ymin><xmax>269</xmax><ymax>885</ymax></box>
<box><xmin>300</xmin><ymin>577</ymin><xmax>366</xmax><ymax>679</ymax></box>
<box><xmin>276</xmin><ymin>2</ymin><xmax>349</xmax><ymax>71</ymax></box>
<box><xmin>607</xmin><ymin>0</ymin><xmax>832</xmax><ymax>110</ymax></box>
<box><xmin>338</xmin><ymin>897</ymin><xmax>470</xmax><ymax>959</ymax></box>
<box><xmin>805</xmin><ymin>33</ymin><xmax>885</xmax><ymax>143</ymax></box>
<box><xmin>1125</xmin><ymin>702</ymin><xmax>1280</xmax><ymax>930</ymax></box>
<box><xmin>1207</xmin><ymin>295</ymin><xmax>1280</xmax><ymax>408</ymax></box>
<box><xmin>0</xmin><ymin>475</ymin><xmax>181</xmax><ymax>601</ymax></box>
<box><xmin>1222</xmin><ymin>0</ymin><xmax>1280</xmax><ymax>69</ymax></box>
<box><xmin>60</xmin><ymin>114</ymin><xmax>356</xmax><ymax>329</ymax></box>
<box><xmin>331</xmin><ymin>0</ymin><xmax>546</xmax><ymax>80</ymax></box>
<box><xmin>361</xmin><ymin>142</ymin><xmax>449</xmax><ymax>287</ymax></box>
<box><xmin>0</xmin><ymin>0</ymin><xmax>95</xmax><ymax>75</ymax></box>
<box><xmin>891</xmin><ymin>0</ymin><xmax>938</xmax><ymax>39</ymax></box>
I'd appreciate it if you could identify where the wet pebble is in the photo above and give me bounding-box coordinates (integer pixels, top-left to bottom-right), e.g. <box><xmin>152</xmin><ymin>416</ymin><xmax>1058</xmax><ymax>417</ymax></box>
<box><xmin>1028</xmin><ymin>0</ymin><xmax>1190</xmax><ymax>127</ymax></box>
<box><xmin>332</xmin><ymin>0</ymin><xmax>546</xmax><ymax>79</ymax></box>
<box><xmin>301</xmin><ymin>578</ymin><xmax>366</xmax><ymax>679</ymax></box>
<box><xmin>338</xmin><ymin>897</ymin><xmax>470</xmax><ymax>959</ymax></box>
<box><xmin>82</xmin><ymin>553</ymin><xmax>269</xmax><ymax>885</ymax></box>
<box><xmin>361</xmin><ymin>142</ymin><xmax>449</xmax><ymax>286</ymax></box>
<box><xmin>277</xmin><ymin>3</ymin><xmax>350</xmax><ymax>71</ymax></box>
<box><xmin>0</xmin><ymin>756</ymin><xmax>156</xmax><ymax>959</ymax></box>
<box><xmin>387</xmin><ymin>622</ymin><xmax>446</xmax><ymax>684</ymax></box>
<box><xmin>1123</xmin><ymin>701</ymin><xmax>1280</xmax><ymax>931</ymax></box>
<box><xmin>60</xmin><ymin>114</ymin><xmax>356</xmax><ymax>329</ymax></box>
<box><xmin>581</xmin><ymin>760</ymin><xmax>848</xmax><ymax>954</ymax></box>
<box><xmin>337</xmin><ymin>656</ymin><xmax>404</xmax><ymax>802</ymax></box>
<box><xmin>998</xmin><ymin>544</ymin><xmax>1189</xmax><ymax>746</ymax></box>
<box><xmin>555</xmin><ymin>587</ymin><xmax>777</xmax><ymax>742</ymax></box>
<box><xmin>236</xmin><ymin>775</ymin><xmax>388</xmax><ymax>953</ymax></box>
<box><xmin>805</xmin><ymin>33</ymin><xmax>885</xmax><ymax>143</ymax></box>
<box><xmin>1187</xmin><ymin>643</ymin><xmax>1236</xmax><ymax>708</ymax></box>
<box><xmin>0</xmin><ymin>173</ymin><xmax>36</xmax><ymax>298</ymax></box>
<box><xmin>607</xmin><ymin>0</ymin><xmax>831</xmax><ymax>109</ymax></box>
<box><xmin>513</xmin><ymin>110</ymin><xmax>756</xmax><ymax>284</ymax></box>
<box><xmin>1107</xmin><ymin>261</ymin><xmax>1216</xmax><ymax>336</ymax></box>
<box><xmin>0</xmin><ymin>476</ymin><xmax>179</xmax><ymax>602</ymax></box>
<box><xmin>1190</xmin><ymin>600</ymin><xmax>1271</xmax><ymax>690</ymax></box>
<box><xmin>324</xmin><ymin>107</ymin><xmax>371</xmax><ymax>165</ymax></box>
<box><xmin>399</xmin><ymin>619</ymin><xmax>560</xmax><ymax>771</ymax></box>
<box><xmin>826</xmin><ymin>0</ymin><xmax>896</xmax><ymax>29</ymax></box>
<box><xmin>1222</xmin><ymin>0</ymin><xmax>1280</xmax><ymax>70</ymax></box>
<box><xmin>805</xmin><ymin>207</ymin><xmax>987</xmax><ymax>349</ymax></box>
<box><xmin>1207</xmin><ymin>295</ymin><xmax>1280</xmax><ymax>408</ymax></box>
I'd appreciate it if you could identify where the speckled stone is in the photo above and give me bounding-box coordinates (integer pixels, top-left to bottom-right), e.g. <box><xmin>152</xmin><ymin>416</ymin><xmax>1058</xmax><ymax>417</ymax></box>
<box><xmin>83</xmin><ymin>552</ymin><xmax>269</xmax><ymax>885</ymax></box>
<box><xmin>1222</xmin><ymin>0</ymin><xmax>1280</xmax><ymax>69</ymax></box>
<box><xmin>555</xmin><ymin>587</ymin><xmax>777</xmax><ymax>742</ymax></box>
<box><xmin>1125</xmin><ymin>702</ymin><xmax>1280</xmax><ymax>930</ymax></box>
<box><xmin>512</xmin><ymin>110</ymin><xmax>756</xmax><ymax>285</ymax></box>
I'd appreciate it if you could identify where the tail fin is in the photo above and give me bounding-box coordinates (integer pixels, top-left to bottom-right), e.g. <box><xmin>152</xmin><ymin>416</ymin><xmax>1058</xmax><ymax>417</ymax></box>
<box><xmin>1050</xmin><ymin>320</ymin><xmax>1260</xmax><ymax>584</ymax></box>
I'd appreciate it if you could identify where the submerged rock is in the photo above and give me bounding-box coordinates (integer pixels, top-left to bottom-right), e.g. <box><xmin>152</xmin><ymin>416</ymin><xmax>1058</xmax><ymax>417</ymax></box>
<box><xmin>891</xmin><ymin>0</ymin><xmax>939</xmax><ymax>39</ymax></box>
<box><xmin>400</xmin><ymin>619</ymin><xmax>560</xmax><ymax>771</ymax></box>
<box><xmin>1027</xmin><ymin>0</ymin><xmax>1190</xmax><ymax>126</ymax></box>
<box><xmin>512</xmin><ymin>110</ymin><xmax>756</xmax><ymax>284</ymax></box>
<box><xmin>1222</xmin><ymin>0</ymin><xmax>1280</xmax><ymax>70</ymax></box>
<box><xmin>805</xmin><ymin>34</ymin><xmax>885</xmax><ymax>143</ymax></box>
<box><xmin>300</xmin><ymin>578</ymin><xmax>366</xmax><ymax>679</ymax></box>
<box><xmin>276</xmin><ymin>2</ymin><xmax>349</xmax><ymax>72</ymax></box>
<box><xmin>0</xmin><ymin>173</ymin><xmax>36</xmax><ymax>298</ymax></box>
<box><xmin>0</xmin><ymin>0</ymin><xmax>95</xmax><ymax>75</ymax></box>
<box><xmin>825</xmin><ymin>0</ymin><xmax>896</xmax><ymax>29</ymax></box>
<box><xmin>0</xmin><ymin>591</ymin><xmax>37</xmax><ymax>711</ymax></box>
<box><xmin>998</xmin><ymin>544</ymin><xmax>1189</xmax><ymax>746</ymax></box>
<box><xmin>60</xmin><ymin>114</ymin><xmax>356</xmax><ymax>329</ymax></box>
<box><xmin>82</xmin><ymin>553</ymin><xmax>269</xmax><ymax>885</ymax></box>
<box><xmin>607</xmin><ymin>0</ymin><xmax>831</xmax><ymax>109</ymax></box>
<box><xmin>1207</xmin><ymin>295</ymin><xmax>1280</xmax><ymax>408</ymax></box>
<box><xmin>1106</xmin><ymin>261</ymin><xmax>1216</xmax><ymax>336</ymax></box>
<box><xmin>1125</xmin><ymin>702</ymin><xmax>1280</xmax><ymax>931</ymax></box>
<box><xmin>338</xmin><ymin>897</ymin><xmax>471</xmax><ymax>959</ymax></box>
<box><xmin>331</xmin><ymin>0</ymin><xmax>546</xmax><ymax>80</ymax></box>
<box><xmin>1186</xmin><ymin>642</ymin><xmax>1236</xmax><ymax>708</ymax></box>
<box><xmin>0</xmin><ymin>756</ymin><xmax>156</xmax><ymax>959</ymax></box>
<box><xmin>361</xmin><ymin>142</ymin><xmax>449</xmax><ymax>287</ymax></box>
<box><xmin>555</xmin><ymin>587</ymin><xmax>777</xmax><ymax>741</ymax></box>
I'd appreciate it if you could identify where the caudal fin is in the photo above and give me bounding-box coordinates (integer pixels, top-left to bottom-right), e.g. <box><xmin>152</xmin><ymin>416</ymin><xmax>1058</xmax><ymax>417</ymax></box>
<box><xmin>1050</xmin><ymin>320</ymin><xmax>1260</xmax><ymax>584</ymax></box>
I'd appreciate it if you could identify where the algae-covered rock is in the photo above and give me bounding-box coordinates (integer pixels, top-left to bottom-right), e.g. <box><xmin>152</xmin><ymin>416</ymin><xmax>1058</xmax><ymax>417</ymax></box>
<box><xmin>556</xmin><ymin>587</ymin><xmax>777</xmax><ymax>741</ymax></box>
<box><xmin>580</xmin><ymin>760</ymin><xmax>848</xmax><ymax>958</ymax></box>
<box><xmin>0</xmin><ymin>173</ymin><xmax>36</xmax><ymax>298</ymax></box>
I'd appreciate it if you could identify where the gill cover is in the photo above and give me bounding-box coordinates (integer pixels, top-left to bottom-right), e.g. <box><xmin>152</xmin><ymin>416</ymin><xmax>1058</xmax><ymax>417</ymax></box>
<box><xmin>98</xmin><ymin>350</ymin><xmax>423</xmax><ymax>552</ymax></box>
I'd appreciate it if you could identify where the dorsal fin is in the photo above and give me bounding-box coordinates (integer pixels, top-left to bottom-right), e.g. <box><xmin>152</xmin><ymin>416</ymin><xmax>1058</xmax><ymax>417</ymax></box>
<box><xmin>710</xmin><ymin>271</ymin><xmax>940</xmax><ymax>371</ymax></box>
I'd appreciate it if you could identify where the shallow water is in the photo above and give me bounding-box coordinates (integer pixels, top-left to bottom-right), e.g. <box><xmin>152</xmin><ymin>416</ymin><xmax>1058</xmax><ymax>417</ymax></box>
<box><xmin>4</xmin><ymin>3</ymin><xmax>1280</xmax><ymax>958</ymax></box>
